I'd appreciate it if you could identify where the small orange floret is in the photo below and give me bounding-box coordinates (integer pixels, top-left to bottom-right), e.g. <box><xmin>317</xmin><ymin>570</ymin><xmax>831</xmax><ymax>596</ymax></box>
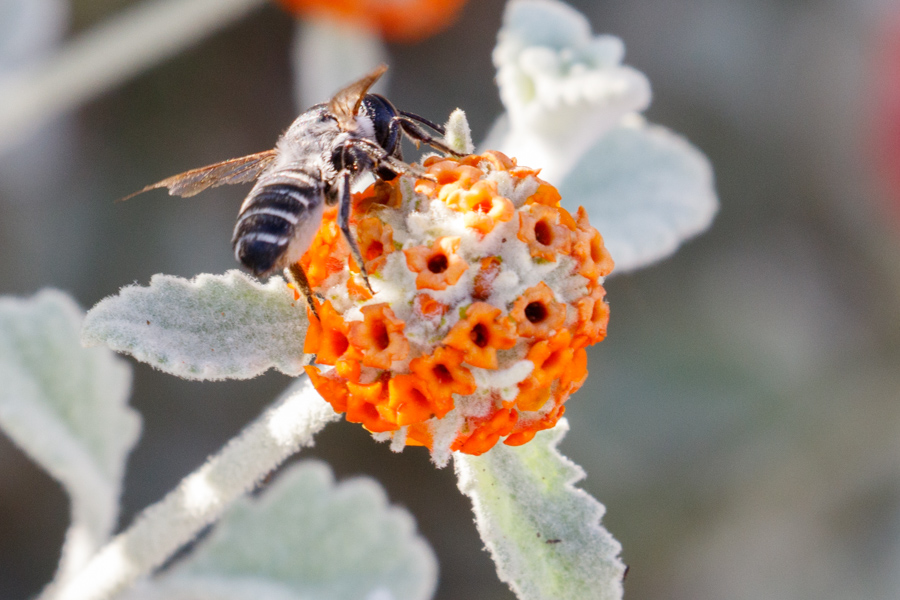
<box><xmin>335</xmin><ymin>357</ymin><xmax>361</xmax><ymax>383</ymax></box>
<box><xmin>301</xmin><ymin>212</ymin><xmax>349</xmax><ymax>287</ymax></box>
<box><xmin>413</xmin><ymin>293</ymin><xmax>448</xmax><ymax>322</ymax></box>
<box><xmin>503</xmin><ymin>430</ymin><xmax>537</xmax><ymax>446</ymax></box>
<box><xmin>560</xmin><ymin>347</ymin><xmax>588</xmax><ymax>395</ymax></box>
<box><xmin>468</xmin><ymin>150</ymin><xmax>517</xmax><ymax>172</ymax></box>
<box><xmin>513</xmin><ymin>404</ymin><xmax>567</xmax><ymax>441</ymax></box>
<box><xmin>516</xmin><ymin>383</ymin><xmax>552</xmax><ymax>412</ymax></box>
<box><xmin>526</xmin><ymin>180</ymin><xmax>562</xmax><ymax>207</ymax></box>
<box><xmin>355</xmin><ymin>178</ymin><xmax>403</xmax><ymax>214</ymax></box>
<box><xmin>517</xmin><ymin>204</ymin><xmax>573</xmax><ymax>262</ymax></box>
<box><xmin>509</xmin><ymin>282</ymin><xmax>566</xmax><ymax>339</ymax></box>
<box><xmin>443</xmin><ymin>302</ymin><xmax>517</xmax><ymax>369</ymax></box>
<box><xmin>442</xmin><ymin>179</ymin><xmax>496</xmax><ymax>210</ymax></box>
<box><xmin>525</xmin><ymin>329</ymin><xmax>574</xmax><ymax>388</ymax></box>
<box><xmin>305</xmin><ymin>365</ymin><xmax>349</xmax><ymax>412</ymax></box>
<box><xmin>304</xmin><ymin>301</ymin><xmax>350</xmax><ymax>365</ymax></box>
<box><xmin>276</xmin><ymin>0</ymin><xmax>468</xmax><ymax>43</ymax></box>
<box><xmin>388</xmin><ymin>374</ymin><xmax>449</xmax><ymax>425</ymax></box>
<box><xmin>463</xmin><ymin>195</ymin><xmax>515</xmax><ymax>235</ymax></box>
<box><xmin>346</xmin><ymin>275</ymin><xmax>374</xmax><ymax>301</ymax></box>
<box><xmin>573</xmin><ymin>284</ymin><xmax>610</xmax><ymax>347</ymax></box>
<box><xmin>452</xmin><ymin>408</ymin><xmax>518</xmax><ymax>455</ymax></box>
<box><xmin>353</xmin><ymin>216</ymin><xmax>393</xmax><ymax>275</ymax></box>
<box><xmin>346</xmin><ymin>379</ymin><xmax>398</xmax><ymax>433</ymax></box>
<box><xmin>573</xmin><ymin>207</ymin><xmax>614</xmax><ymax>278</ymax></box>
<box><xmin>404</xmin><ymin>237</ymin><xmax>468</xmax><ymax>290</ymax></box>
<box><xmin>348</xmin><ymin>303</ymin><xmax>409</xmax><ymax>369</ymax></box>
<box><xmin>410</xmin><ymin>346</ymin><xmax>476</xmax><ymax>401</ymax></box>
<box><xmin>428</xmin><ymin>161</ymin><xmax>483</xmax><ymax>189</ymax></box>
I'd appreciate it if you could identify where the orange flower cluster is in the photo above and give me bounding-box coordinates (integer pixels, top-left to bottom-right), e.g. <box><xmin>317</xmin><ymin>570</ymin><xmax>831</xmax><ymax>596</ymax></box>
<box><xmin>301</xmin><ymin>151</ymin><xmax>613</xmax><ymax>462</ymax></box>
<box><xmin>277</xmin><ymin>0</ymin><xmax>468</xmax><ymax>43</ymax></box>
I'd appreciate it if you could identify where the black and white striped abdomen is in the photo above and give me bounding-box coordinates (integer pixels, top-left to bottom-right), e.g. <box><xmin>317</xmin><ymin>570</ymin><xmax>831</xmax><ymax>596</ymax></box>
<box><xmin>232</xmin><ymin>181</ymin><xmax>324</xmax><ymax>277</ymax></box>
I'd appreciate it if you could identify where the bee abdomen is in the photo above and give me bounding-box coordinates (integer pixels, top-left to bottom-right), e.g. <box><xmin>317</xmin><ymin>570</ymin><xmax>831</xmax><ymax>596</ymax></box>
<box><xmin>232</xmin><ymin>182</ymin><xmax>320</xmax><ymax>277</ymax></box>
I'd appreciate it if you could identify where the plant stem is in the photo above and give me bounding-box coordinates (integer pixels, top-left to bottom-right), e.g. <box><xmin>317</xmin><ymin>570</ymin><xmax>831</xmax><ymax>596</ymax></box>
<box><xmin>42</xmin><ymin>377</ymin><xmax>339</xmax><ymax>600</ymax></box>
<box><xmin>0</xmin><ymin>0</ymin><xmax>268</xmax><ymax>153</ymax></box>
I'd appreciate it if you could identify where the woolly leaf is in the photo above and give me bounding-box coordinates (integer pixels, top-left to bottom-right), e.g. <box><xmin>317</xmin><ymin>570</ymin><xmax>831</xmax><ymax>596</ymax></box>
<box><xmin>82</xmin><ymin>270</ymin><xmax>309</xmax><ymax>381</ymax></box>
<box><xmin>455</xmin><ymin>419</ymin><xmax>625</xmax><ymax>600</ymax></box>
<box><xmin>559</xmin><ymin>120</ymin><xmax>717</xmax><ymax>273</ymax></box>
<box><xmin>486</xmin><ymin>0</ymin><xmax>651</xmax><ymax>184</ymax></box>
<box><xmin>0</xmin><ymin>290</ymin><xmax>139</xmax><ymax>582</ymax></box>
<box><xmin>134</xmin><ymin>460</ymin><xmax>437</xmax><ymax>600</ymax></box>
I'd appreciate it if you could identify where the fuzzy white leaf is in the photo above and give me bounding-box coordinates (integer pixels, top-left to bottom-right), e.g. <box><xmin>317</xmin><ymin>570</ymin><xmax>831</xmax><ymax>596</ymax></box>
<box><xmin>559</xmin><ymin>120</ymin><xmax>717</xmax><ymax>273</ymax></box>
<box><xmin>293</xmin><ymin>16</ymin><xmax>389</xmax><ymax>112</ymax></box>
<box><xmin>487</xmin><ymin>0</ymin><xmax>650</xmax><ymax>184</ymax></box>
<box><xmin>82</xmin><ymin>270</ymin><xmax>309</xmax><ymax>381</ymax></box>
<box><xmin>0</xmin><ymin>290</ymin><xmax>140</xmax><ymax>584</ymax></box>
<box><xmin>455</xmin><ymin>419</ymin><xmax>625</xmax><ymax>600</ymax></box>
<box><xmin>127</xmin><ymin>460</ymin><xmax>437</xmax><ymax>600</ymax></box>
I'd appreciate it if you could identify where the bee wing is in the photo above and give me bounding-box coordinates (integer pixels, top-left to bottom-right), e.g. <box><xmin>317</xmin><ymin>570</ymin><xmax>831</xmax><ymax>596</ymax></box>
<box><xmin>119</xmin><ymin>149</ymin><xmax>279</xmax><ymax>201</ymax></box>
<box><xmin>328</xmin><ymin>64</ymin><xmax>388</xmax><ymax>131</ymax></box>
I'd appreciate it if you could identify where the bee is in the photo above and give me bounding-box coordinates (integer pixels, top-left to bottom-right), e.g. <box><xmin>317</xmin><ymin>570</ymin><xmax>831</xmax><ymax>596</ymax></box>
<box><xmin>125</xmin><ymin>65</ymin><xmax>461</xmax><ymax>312</ymax></box>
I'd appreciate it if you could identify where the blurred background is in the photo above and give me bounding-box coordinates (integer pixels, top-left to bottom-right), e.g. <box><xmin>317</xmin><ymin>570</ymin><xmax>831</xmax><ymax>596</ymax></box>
<box><xmin>2</xmin><ymin>0</ymin><xmax>900</xmax><ymax>599</ymax></box>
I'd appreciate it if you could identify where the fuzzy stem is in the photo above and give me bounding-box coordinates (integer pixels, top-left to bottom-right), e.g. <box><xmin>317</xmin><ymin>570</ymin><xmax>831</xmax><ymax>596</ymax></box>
<box><xmin>0</xmin><ymin>0</ymin><xmax>268</xmax><ymax>153</ymax></box>
<box><xmin>42</xmin><ymin>378</ymin><xmax>339</xmax><ymax>600</ymax></box>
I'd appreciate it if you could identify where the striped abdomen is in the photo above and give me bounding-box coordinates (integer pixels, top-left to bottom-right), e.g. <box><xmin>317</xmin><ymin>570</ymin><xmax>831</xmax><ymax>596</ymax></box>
<box><xmin>232</xmin><ymin>181</ymin><xmax>324</xmax><ymax>277</ymax></box>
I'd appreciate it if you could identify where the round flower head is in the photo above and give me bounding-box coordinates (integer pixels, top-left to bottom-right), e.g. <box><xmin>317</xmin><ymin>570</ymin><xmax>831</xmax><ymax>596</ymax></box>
<box><xmin>301</xmin><ymin>150</ymin><xmax>613</xmax><ymax>465</ymax></box>
<box><xmin>277</xmin><ymin>0</ymin><xmax>468</xmax><ymax>43</ymax></box>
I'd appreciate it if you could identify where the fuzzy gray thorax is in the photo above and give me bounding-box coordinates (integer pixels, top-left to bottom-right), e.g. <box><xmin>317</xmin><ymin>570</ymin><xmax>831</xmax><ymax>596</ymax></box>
<box><xmin>272</xmin><ymin>107</ymin><xmax>378</xmax><ymax>186</ymax></box>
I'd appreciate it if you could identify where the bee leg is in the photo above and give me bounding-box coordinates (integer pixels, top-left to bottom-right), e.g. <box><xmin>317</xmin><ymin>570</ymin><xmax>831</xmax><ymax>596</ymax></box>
<box><xmin>285</xmin><ymin>262</ymin><xmax>319</xmax><ymax>321</ymax></box>
<box><xmin>337</xmin><ymin>170</ymin><xmax>375</xmax><ymax>294</ymax></box>
<box><xmin>397</xmin><ymin>116</ymin><xmax>466</xmax><ymax>157</ymax></box>
<box><xmin>398</xmin><ymin>110</ymin><xmax>446</xmax><ymax>135</ymax></box>
<box><xmin>351</xmin><ymin>138</ymin><xmax>427</xmax><ymax>178</ymax></box>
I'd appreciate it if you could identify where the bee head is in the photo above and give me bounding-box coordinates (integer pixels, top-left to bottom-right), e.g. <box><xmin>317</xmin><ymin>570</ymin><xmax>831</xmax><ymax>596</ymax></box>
<box><xmin>360</xmin><ymin>94</ymin><xmax>401</xmax><ymax>154</ymax></box>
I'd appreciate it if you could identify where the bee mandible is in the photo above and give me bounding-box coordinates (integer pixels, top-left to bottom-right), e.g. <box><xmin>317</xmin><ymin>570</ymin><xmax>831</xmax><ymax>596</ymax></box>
<box><xmin>125</xmin><ymin>65</ymin><xmax>462</xmax><ymax>312</ymax></box>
